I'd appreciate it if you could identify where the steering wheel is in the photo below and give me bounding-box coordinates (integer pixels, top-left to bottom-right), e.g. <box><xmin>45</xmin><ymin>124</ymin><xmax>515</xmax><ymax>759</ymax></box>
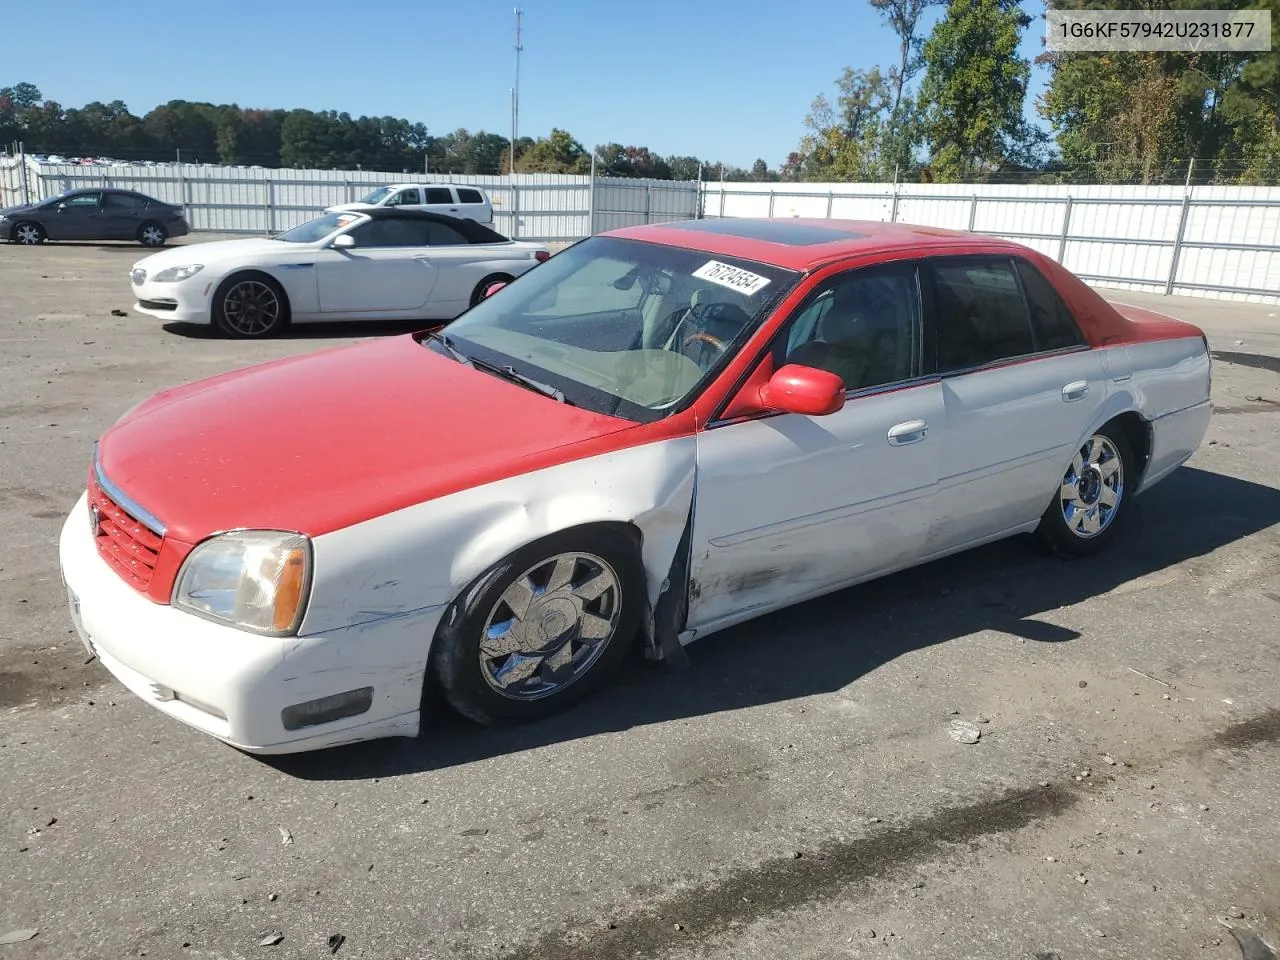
<box><xmin>666</xmin><ymin>301</ymin><xmax>751</xmax><ymax>368</ymax></box>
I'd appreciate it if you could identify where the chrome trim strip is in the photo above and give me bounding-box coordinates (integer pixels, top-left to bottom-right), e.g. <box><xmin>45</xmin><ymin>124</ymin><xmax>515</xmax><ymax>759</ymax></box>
<box><xmin>92</xmin><ymin>442</ymin><xmax>167</xmax><ymax>538</ymax></box>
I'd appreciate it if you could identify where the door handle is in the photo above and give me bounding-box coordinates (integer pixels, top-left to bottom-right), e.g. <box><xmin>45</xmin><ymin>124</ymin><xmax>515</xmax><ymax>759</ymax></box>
<box><xmin>887</xmin><ymin>420</ymin><xmax>928</xmax><ymax>445</ymax></box>
<box><xmin>1062</xmin><ymin>380</ymin><xmax>1089</xmax><ymax>402</ymax></box>
<box><xmin>411</xmin><ymin>254</ymin><xmax>432</xmax><ymax>262</ymax></box>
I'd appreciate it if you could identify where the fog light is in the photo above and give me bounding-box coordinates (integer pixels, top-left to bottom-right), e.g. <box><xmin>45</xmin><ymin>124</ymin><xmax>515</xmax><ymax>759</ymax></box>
<box><xmin>281</xmin><ymin>688</ymin><xmax>374</xmax><ymax>731</ymax></box>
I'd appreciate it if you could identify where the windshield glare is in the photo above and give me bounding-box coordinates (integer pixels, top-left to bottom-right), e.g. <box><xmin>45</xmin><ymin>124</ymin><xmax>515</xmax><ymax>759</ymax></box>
<box><xmin>275</xmin><ymin>211</ymin><xmax>362</xmax><ymax>243</ymax></box>
<box><xmin>440</xmin><ymin>236</ymin><xmax>799</xmax><ymax>422</ymax></box>
<box><xmin>360</xmin><ymin>186</ymin><xmax>393</xmax><ymax>204</ymax></box>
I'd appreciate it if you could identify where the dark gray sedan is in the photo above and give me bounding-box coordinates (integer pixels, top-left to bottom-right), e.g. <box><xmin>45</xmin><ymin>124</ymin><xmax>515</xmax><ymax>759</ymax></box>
<box><xmin>0</xmin><ymin>188</ymin><xmax>190</xmax><ymax>247</ymax></box>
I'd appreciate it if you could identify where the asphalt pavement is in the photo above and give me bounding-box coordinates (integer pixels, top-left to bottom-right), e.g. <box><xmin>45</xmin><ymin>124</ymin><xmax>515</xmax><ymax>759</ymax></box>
<box><xmin>1</xmin><ymin>236</ymin><xmax>1278</xmax><ymax>960</ymax></box>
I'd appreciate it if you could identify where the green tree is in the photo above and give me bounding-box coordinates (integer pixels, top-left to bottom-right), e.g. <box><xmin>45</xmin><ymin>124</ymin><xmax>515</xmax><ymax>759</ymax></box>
<box><xmin>516</xmin><ymin>128</ymin><xmax>590</xmax><ymax>173</ymax></box>
<box><xmin>665</xmin><ymin>155</ymin><xmax>703</xmax><ymax>180</ymax></box>
<box><xmin>919</xmin><ymin>0</ymin><xmax>1033</xmax><ymax>180</ymax></box>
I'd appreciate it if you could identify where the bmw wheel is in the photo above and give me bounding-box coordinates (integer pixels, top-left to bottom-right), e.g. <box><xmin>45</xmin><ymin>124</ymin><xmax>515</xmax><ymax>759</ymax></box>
<box><xmin>1036</xmin><ymin>423</ymin><xmax>1133</xmax><ymax>557</ymax></box>
<box><xmin>11</xmin><ymin>222</ymin><xmax>45</xmax><ymax>245</ymax></box>
<box><xmin>212</xmin><ymin>274</ymin><xmax>289</xmax><ymax>338</ymax></box>
<box><xmin>430</xmin><ymin>526</ymin><xmax>644</xmax><ymax>725</ymax></box>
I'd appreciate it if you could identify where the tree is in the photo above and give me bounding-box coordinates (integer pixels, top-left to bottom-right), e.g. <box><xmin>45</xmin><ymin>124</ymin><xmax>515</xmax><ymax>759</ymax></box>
<box><xmin>870</xmin><ymin>0</ymin><xmax>939</xmax><ymax>175</ymax></box>
<box><xmin>919</xmin><ymin>0</ymin><xmax>1033</xmax><ymax>181</ymax></box>
<box><xmin>665</xmin><ymin>155</ymin><xmax>703</xmax><ymax>180</ymax></box>
<box><xmin>516</xmin><ymin>128</ymin><xmax>590</xmax><ymax>174</ymax></box>
<box><xmin>797</xmin><ymin>67</ymin><xmax>894</xmax><ymax>180</ymax></box>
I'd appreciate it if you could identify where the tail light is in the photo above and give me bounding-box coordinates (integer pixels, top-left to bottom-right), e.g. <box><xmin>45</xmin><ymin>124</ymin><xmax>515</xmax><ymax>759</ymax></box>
<box><xmin>534</xmin><ymin>250</ymin><xmax>550</xmax><ymax>263</ymax></box>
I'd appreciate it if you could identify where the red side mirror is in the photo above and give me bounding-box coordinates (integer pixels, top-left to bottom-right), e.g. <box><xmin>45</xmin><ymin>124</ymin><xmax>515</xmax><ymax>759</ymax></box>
<box><xmin>482</xmin><ymin>281</ymin><xmax>507</xmax><ymax>300</ymax></box>
<box><xmin>758</xmin><ymin>364</ymin><xmax>845</xmax><ymax>416</ymax></box>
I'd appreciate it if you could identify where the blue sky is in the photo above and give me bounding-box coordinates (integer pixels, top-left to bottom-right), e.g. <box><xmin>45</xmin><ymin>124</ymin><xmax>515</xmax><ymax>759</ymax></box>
<box><xmin>4</xmin><ymin>0</ymin><xmax>1051</xmax><ymax>167</ymax></box>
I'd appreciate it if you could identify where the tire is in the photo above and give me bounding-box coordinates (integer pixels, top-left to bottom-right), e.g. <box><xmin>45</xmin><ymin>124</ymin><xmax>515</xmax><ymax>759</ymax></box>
<box><xmin>470</xmin><ymin>272</ymin><xmax>514</xmax><ymax>308</ymax></box>
<box><xmin>137</xmin><ymin>222</ymin><xmax>168</xmax><ymax>247</ymax></box>
<box><xmin>430</xmin><ymin>526</ymin><xmax>644</xmax><ymax>726</ymax></box>
<box><xmin>11</xmin><ymin>221</ymin><xmax>45</xmax><ymax>245</ymax></box>
<box><xmin>211</xmin><ymin>273</ymin><xmax>289</xmax><ymax>339</ymax></box>
<box><xmin>1035</xmin><ymin>422</ymin><xmax>1134</xmax><ymax>557</ymax></box>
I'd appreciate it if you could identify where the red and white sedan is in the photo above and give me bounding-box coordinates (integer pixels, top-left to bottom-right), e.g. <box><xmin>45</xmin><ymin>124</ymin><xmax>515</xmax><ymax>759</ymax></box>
<box><xmin>59</xmin><ymin>218</ymin><xmax>1212</xmax><ymax>753</ymax></box>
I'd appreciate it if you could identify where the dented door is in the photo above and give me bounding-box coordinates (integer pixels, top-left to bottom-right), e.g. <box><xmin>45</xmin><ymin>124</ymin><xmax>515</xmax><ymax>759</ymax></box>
<box><xmin>685</xmin><ymin>381</ymin><xmax>946</xmax><ymax>635</ymax></box>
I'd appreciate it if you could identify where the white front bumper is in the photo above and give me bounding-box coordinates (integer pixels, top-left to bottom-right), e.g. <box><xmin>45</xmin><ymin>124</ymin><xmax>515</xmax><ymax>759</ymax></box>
<box><xmin>131</xmin><ymin>275</ymin><xmax>213</xmax><ymax>324</ymax></box>
<box><xmin>59</xmin><ymin>493</ymin><xmax>443</xmax><ymax>754</ymax></box>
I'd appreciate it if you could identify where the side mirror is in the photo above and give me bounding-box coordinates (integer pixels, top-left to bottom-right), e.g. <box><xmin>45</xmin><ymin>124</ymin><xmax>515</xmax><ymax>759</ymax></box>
<box><xmin>482</xmin><ymin>280</ymin><xmax>507</xmax><ymax>300</ymax></box>
<box><xmin>758</xmin><ymin>364</ymin><xmax>845</xmax><ymax>416</ymax></box>
<box><xmin>332</xmin><ymin>234</ymin><xmax>356</xmax><ymax>250</ymax></box>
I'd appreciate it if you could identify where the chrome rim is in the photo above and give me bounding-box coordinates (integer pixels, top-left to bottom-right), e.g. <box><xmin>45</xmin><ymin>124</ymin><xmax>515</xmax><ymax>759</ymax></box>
<box><xmin>479</xmin><ymin>551</ymin><xmax>622</xmax><ymax>701</ymax></box>
<box><xmin>140</xmin><ymin>225</ymin><xmax>165</xmax><ymax>246</ymax></box>
<box><xmin>1060</xmin><ymin>435</ymin><xmax>1124</xmax><ymax>539</ymax></box>
<box><xmin>15</xmin><ymin>224</ymin><xmax>41</xmax><ymax>244</ymax></box>
<box><xmin>222</xmin><ymin>280</ymin><xmax>280</xmax><ymax>335</ymax></box>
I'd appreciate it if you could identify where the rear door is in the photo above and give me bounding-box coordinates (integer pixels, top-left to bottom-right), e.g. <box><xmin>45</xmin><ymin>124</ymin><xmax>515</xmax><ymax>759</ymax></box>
<box><xmin>314</xmin><ymin>217</ymin><xmax>437</xmax><ymax>313</ymax></box>
<box><xmin>99</xmin><ymin>191</ymin><xmax>148</xmax><ymax>239</ymax></box>
<box><xmin>421</xmin><ymin>186</ymin><xmax>458</xmax><ymax>217</ymax></box>
<box><xmin>922</xmin><ymin>255</ymin><xmax>1105</xmax><ymax>555</ymax></box>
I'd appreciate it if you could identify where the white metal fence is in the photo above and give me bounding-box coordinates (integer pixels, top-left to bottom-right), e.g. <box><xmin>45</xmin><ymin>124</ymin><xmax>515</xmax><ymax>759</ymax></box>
<box><xmin>2</xmin><ymin>158</ymin><xmax>1277</xmax><ymax>304</ymax></box>
<box><xmin>0</xmin><ymin>161</ymin><xmax>699</xmax><ymax>242</ymax></box>
<box><xmin>702</xmin><ymin>181</ymin><xmax>1280</xmax><ymax>305</ymax></box>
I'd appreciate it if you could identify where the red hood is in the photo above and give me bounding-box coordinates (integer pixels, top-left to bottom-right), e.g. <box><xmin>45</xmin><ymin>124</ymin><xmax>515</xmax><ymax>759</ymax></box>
<box><xmin>97</xmin><ymin>335</ymin><xmax>638</xmax><ymax>542</ymax></box>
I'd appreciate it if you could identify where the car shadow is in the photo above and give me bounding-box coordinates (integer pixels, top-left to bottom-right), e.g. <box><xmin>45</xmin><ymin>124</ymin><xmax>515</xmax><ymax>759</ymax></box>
<box><xmin>161</xmin><ymin>319</ymin><xmax>444</xmax><ymax>341</ymax></box>
<box><xmin>267</xmin><ymin>466</ymin><xmax>1280</xmax><ymax>781</ymax></box>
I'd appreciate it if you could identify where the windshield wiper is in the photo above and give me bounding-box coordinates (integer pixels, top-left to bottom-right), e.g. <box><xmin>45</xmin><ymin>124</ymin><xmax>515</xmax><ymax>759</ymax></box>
<box><xmin>426</xmin><ymin>332</ymin><xmax>571</xmax><ymax>404</ymax></box>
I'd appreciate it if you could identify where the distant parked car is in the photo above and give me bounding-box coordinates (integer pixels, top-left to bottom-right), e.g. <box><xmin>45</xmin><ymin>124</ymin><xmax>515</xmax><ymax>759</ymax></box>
<box><xmin>326</xmin><ymin>182</ymin><xmax>493</xmax><ymax>224</ymax></box>
<box><xmin>129</xmin><ymin>208</ymin><xmax>550</xmax><ymax>338</ymax></box>
<box><xmin>1</xmin><ymin>188</ymin><xmax>189</xmax><ymax>247</ymax></box>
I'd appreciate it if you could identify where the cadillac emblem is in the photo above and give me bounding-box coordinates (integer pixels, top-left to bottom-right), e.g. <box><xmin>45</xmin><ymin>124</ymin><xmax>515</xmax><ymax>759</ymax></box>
<box><xmin>89</xmin><ymin>503</ymin><xmax>102</xmax><ymax>537</ymax></box>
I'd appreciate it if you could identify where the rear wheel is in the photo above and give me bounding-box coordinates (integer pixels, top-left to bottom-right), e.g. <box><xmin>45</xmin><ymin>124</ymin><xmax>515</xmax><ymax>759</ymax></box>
<box><xmin>212</xmin><ymin>273</ymin><xmax>289</xmax><ymax>338</ymax></box>
<box><xmin>11</xmin><ymin>222</ymin><xmax>44</xmax><ymax>245</ymax></box>
<box><xmin>470</xmin><ymin>273</ymin><xmax>514</xmax><ymax>308</ymax></box>
<box><xmin>430</xmin><ymin>527</ymin><xmax>644</xmax><ymax>726</ymax></box>
<box><xmin>1036</xmin><ymin>422</ymin><xmax>1133</xmax><ymax>557</ymax></box>
<box><xmin>137</xmin><ymin>222</ymin><xmax>168</xmax><ymax>247</ymax></box>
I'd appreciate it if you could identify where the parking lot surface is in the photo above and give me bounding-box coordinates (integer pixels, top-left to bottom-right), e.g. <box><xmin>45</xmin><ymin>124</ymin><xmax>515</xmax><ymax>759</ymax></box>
<box><xmin>2</xmin><ymin>237</ymin><xmax>1280</xmax><ymax>960</ymax></box>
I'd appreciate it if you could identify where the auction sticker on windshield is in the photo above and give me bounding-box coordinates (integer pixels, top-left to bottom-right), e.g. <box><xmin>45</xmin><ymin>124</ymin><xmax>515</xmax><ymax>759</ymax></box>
<box><xmin>693</xmin><ymin>260</ymin><xmax>772</xmax><ymax>295</ymax></box>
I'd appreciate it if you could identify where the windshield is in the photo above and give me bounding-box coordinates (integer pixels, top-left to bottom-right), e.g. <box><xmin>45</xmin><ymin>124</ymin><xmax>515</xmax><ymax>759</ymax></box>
<box><xmin>436</xmin><ymin>236</ymin><xmax>800</xmax><ymax>422</ymax></box>
<box><xmin>274</xmin><ymin>211</ymin><xmax>362</xmax><ymax>243</ymax></box>
<box><xmin>360</xmin><ymin>186</ymin><xmax>393</xmax><ymax>204</ymax></box>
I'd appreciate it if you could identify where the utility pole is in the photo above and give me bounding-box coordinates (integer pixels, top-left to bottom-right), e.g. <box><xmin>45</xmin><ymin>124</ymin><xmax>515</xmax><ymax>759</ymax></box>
<box><xmin>510</xmin><ymin>7</ymin><xmax>523</xmax><ymax>176</ymax></box>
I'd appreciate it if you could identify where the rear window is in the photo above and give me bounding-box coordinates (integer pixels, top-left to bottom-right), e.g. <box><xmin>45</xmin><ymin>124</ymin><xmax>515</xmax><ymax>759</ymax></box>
<box><xmin>457</xmin><ymin>188</ymin><xmax>484</xmax><ymax>204</ymax></box>
<box><xmin>424</xmin><ymin>187</ymin><xmax>453</xmax><ymax>204</ymax></box>
<box><xmin>102</xmin><ymin>193</ymin><xmax>149</xmax><ymax>211</ymax></box>
<box><xmin>1015</xmin><ymin>259</ymin><xmax>1085</xmax><ymax>351</ymax></box>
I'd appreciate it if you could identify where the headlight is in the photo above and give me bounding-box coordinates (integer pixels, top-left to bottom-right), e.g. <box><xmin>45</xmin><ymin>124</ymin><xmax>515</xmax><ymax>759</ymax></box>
<box><xmin>173</xmin><ymin>531</ymin><xmax>311</xmax><ymax>635</ymax></box>
<box><xmin>153</xmin><ymin>264</ymin><xmax>203</xmax><ymax>282</ymax></box>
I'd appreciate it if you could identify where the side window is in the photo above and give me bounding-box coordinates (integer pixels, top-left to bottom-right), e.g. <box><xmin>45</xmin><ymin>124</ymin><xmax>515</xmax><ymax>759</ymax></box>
<box><xmin>347</xmin><ymin>218</ymin><xmax>429</xmax><ymax>247</ymax></box>
<box><xmin>61</xmin><ymin>192</ymin><xmax>101</xmax><ymax>209</ymax></box>
<box><xmin>424</xmin><ymin>221</ymin><xmax>469</xmax><ymax>245</ymax></box>
<box><xmin>102</xmin><ymin>193</ymin><xmax>147</xmax><ymax>211</ymax></box>
<box><xmin>780</xmin><ymin>263</ymin><xmax>921</xmax><ymax>392</ymax></box>
<box><xmin>1015</xmin><ymin>259</ymin><xmax>1085</xmax><ymax>351</ymax></box>
<box><xmin>457</xmin><ymin>188</ymin><xmax>484</xmax><ymax>204</ymax></box>
<box><xmin>931</xmin><ymin>259</ymin><xmax>1035</xmax><ymax>371</ymax></box>
<box><xmin>424</xmin><ymin>187</ymin><xmax>454</xmax><ymax>204</ymax></box>
<box><xmin>386</xmin><ymin>189</ymin><xmax>420</xmax><ymax>207</ymax></box>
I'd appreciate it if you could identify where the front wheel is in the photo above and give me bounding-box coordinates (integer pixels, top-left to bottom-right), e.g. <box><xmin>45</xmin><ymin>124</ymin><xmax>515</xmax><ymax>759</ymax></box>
<box><xmin>430</xmin><ymin>527</ymin><xmax>644</xmax><ymax>726</ymax></box>
<box><xmin>11</xmin><ymin>222</ymin><xmax>45</xmax><ymax>245</ymax></box>
<box><xmin>1036</xmin><ymin>424</ymin><xmax>1133</xmax><ymax>557</ymax></box>
<box><xmin>211</xmin><ymin>274</ymin><xmax>289</xmax><ymax>338</ymax></box>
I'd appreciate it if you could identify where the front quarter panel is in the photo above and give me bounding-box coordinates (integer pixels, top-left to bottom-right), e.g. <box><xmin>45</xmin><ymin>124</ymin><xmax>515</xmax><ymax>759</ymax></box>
<box><xmin>300</xmin><ymin>436</ymin><xmax>697</xmax><ymax>637</ymax></box>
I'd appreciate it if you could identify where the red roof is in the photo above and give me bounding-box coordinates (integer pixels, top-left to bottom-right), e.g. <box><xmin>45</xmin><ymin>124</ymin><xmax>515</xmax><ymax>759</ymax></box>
<box><xmin>603</xmin><ymin>218</ymin><xmax>1026</xmax><ymax>271</ymax></box>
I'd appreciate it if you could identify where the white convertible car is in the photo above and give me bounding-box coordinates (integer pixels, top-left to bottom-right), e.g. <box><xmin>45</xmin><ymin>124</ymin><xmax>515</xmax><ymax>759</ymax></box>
<box><xmin>63</xmin><ymin>218</ymin><xmax>1212</xmax><ymax>754</ymax></box>
<box><xmin>129</xmin><ymin>209</ymin><xmax>549</xmax><ymax>338</ymax></box>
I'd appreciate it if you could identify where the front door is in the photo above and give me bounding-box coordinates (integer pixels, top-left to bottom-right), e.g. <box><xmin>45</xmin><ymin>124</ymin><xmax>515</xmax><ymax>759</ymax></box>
<box><xmin>315</xmin><ymin>218</ymin><xmax>437</xmax><ymax>313</ymax></box>
<box><xmin>48</xmin><ymin>191</ymin><xmax>103</xmax><ymax>240</ymax></box>
<box><xmin>687</xmin><ymin>261</ymin><xmax>945</xmax><ymax>634</ymax></box>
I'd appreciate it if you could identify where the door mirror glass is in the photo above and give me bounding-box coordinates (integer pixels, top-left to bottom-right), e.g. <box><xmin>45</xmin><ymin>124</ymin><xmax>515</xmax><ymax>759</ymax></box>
<box><xmin>759</xmin><ymin>363</ymin><xmax>845</xmax><ymax>416</ymax></box>
<box><xmin>332</xmin><ymin>233</ymin><xmax>356</xmax><ymax>249</ymax></box>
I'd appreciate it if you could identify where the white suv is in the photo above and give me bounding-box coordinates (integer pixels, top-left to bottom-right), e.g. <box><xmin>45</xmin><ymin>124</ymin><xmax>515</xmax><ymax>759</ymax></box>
<box><xmin>326</xmin><ymin>183</ymin><xmax>493</xmax><ymax>224</ymax></box>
